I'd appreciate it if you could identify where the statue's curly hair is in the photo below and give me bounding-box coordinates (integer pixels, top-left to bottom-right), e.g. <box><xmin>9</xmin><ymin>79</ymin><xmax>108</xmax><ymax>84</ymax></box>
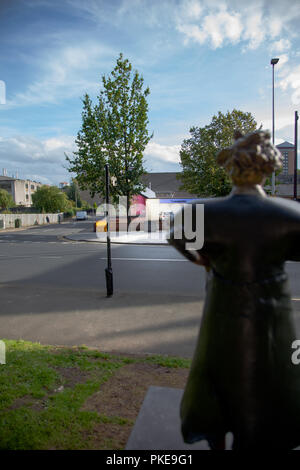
<box><xmin>216</xmin><ymin>130</ymin><xmax>283</xmax><ymax>186</ymax></box>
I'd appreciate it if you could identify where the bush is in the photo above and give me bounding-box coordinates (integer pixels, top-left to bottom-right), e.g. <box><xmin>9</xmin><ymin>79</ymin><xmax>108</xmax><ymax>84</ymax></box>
<box><xmin>0</xmin><ymin>189</ymin><xmax>15</xmax><ymax>210</ymax></box>
<box><xmin>81</xmin><ymin>200</ymin><xmax>92</xmax><ymax>210</ymax></box>
<box><xmin>32</xmin><ymin>186</ymin><xmax>71</xmax><ymax>213</ymax></box>
<box><xmin>63</xmin><ymin>209</ymin><xmax>75</xmax><ymax>218</ymax></box>
<box><xmin>15</xmin><ymin>218</ymin><xmax>21</xmax><ymax>228</ymax></box>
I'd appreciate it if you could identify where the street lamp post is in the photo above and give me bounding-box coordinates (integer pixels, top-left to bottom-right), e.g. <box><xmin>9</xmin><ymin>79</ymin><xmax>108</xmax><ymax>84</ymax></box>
<box><xmin>294</xmin><ymin>111</ymin><xmax>298</xmax><ymax>200</ymax></box>
<box><xmin>271</xmin><ymin>58</ymin><xmax>279</xmax><ymax>195</ymax></box>
<box><xmin>105</xmin><ymin>163</ymin><xmax>113</xmax><ymax>297</ymax></box>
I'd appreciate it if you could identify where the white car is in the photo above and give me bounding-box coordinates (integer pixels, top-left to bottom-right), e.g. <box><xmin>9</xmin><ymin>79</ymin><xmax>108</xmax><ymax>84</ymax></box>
<box><xmin>76</xmin><ymin>211</ymin><xmax>88</xmax><ymax>220</ymax></box>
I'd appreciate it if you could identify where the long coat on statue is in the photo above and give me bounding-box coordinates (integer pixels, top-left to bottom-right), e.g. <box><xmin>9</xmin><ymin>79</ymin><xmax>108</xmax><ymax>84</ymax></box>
<box><xmin>168</xmin><ymin>192</ymin><xmax>300</xmax><ymax>450</ymax></box>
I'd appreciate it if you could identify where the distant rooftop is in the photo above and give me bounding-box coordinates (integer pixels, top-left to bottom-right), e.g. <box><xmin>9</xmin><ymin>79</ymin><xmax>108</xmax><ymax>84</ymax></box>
<box><xmin>0</xmin><ymin>175</ymin><xmax>42</xmax><ymax>184</ymax></box>
<box><xmin>276</xmin><ymin>141</ymin><xmax>294</xmax><ymax>149</ymax></box>
<box><xmin>0</xmin><ymin>175</ymin><xmax>15</xmax><ymax>181</ymax></box>
<box><xmin>140</xmin><ymin>172</ymin><xmax>198</xmax><ymax>199</ymax></box>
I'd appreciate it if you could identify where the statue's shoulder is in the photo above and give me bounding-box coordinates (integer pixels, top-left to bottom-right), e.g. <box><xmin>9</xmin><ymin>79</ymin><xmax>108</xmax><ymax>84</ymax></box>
<box><xmin>188</xmin><ymin>196</ymin><xmax>226</xmax><ymax>207</ymax></box>
<box><xmin>268</xmin><ymin>196</ymin><xmax>300</xmax><ymax>215</ymax></box>
<box><xmin>190</xmin><ymin>196</ymin><xmax>236</xmax><ymax>213</ymax></box>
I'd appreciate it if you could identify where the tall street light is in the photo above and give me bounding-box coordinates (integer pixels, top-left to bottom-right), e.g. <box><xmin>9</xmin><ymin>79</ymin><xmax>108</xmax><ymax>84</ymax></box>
<box><xmin>271</xmin><ymin>58</ymin><xmax>279</xmax><ymax>195</ymax></box>
<box><xmin>105</xmin><ymin>163</ymin><xmax>113</xmax><ymax>297</ymax></box>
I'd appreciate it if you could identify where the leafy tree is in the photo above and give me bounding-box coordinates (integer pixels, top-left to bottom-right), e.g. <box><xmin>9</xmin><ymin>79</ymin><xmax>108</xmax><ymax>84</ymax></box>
<box><xmin>81</xmin><ymin>200</ymin><xmax>92</xmax><ymax>210</ymax></box>
<box><xmin>0</xmin><ymin>189</ymin><xmax>15</xmax><ymax>210</ymax></box>
<box><xmin>32</xmin><ymin>186</ymin><xmax>71</xmax><ymax>213</ymax></box>
<box><xmin>264</xmin><ymin>169</ymin><xmax>282</xmax><ymax>195</ymax></box>
<box><xmin>178</xmin><ymin>109</ymin><xmax>258</xmax><ymax>197</ymax></box>
<box><xmin>66</xmin><ymin>180</ymin><xmax>82</xmax><ymax>208</ymax></box>
<box><xmin>66</xmin><ymin>53</ymin><xmax>153</xmax><ymax>228</ymax></box>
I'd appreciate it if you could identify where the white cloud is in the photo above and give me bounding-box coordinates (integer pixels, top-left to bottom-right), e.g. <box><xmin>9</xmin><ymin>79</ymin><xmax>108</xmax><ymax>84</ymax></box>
<box><xmin>0</xmin><ymin>135</ymin><xmax>76</xmax><ymax>183</ymax></box>
<box><xmin>6</xmin><ymin>43</ymin><xmax>114</xmax><ymax>108</ymax></box>
<box><xmin>271</xmin><ymin>38</ymin><xmax>291</xmax><ymax>52</ymax></box>
<box><xmin>278</xmin><ymin>65</ymin><xmax>300</xmax><ymax>104</ymax></box>
<box><xmin>175</xmin><ymin>0</ymin><xmax>298</xmax><ymax>51</ymax></box>
<box><xmin>254</xmin><ymin>103</ymin><xmax>296</xmax><ymax>145</ymax></box>
<box><xmin>243</xmin><ymin>10</ymin><xmax>264</xmax><ymax>50</ymax></box>
<box><xmin>275</xmin><ymin>54</ymin><xmax>290</xmax><ymax>72</ymax></box>
<box><xmin>268</xmin><ymin>16</ymin><xmax>283</xmax><ymax>39</ymax></box>
<box><xmin>177</xmin><ymin>3</ymin><xmax>243</xmax><ymax>49</ymax></box>
<box><xmin>182</xmin><ymin>0</ymin><xmax>203</xmax><ymax>20</ymax></box>
<box><xmin>0</xmin><ymin>135</ymin><xmax>182</xmax><ymax>183</ymax></box>
<box><xmin>144</xmin><ymin>142</ymin><xmax>181</xmax><ymax>164</ymax></box>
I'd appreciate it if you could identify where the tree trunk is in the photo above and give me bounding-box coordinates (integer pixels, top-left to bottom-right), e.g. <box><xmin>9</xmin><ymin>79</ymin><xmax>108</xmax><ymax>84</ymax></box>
<box><xmin>126</xmin><ymin>191</ymin><xmax>130</xmax><ymax>232</ymax></box>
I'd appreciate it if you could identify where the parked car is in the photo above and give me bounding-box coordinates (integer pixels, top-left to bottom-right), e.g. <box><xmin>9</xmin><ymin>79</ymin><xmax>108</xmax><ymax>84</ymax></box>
<box><xmin>76</xmin><ymin>211</ymin><xmax>88</xmax><ymax>221</ymax></box>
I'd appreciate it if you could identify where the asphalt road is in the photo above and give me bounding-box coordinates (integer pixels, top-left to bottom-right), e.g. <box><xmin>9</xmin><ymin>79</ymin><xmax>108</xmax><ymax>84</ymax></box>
<box><xmin>1</xmin><ymin>220</ymin><xmax>300</xmax><ymax>357</ymax></box>
<box><xmin>0</xmin><ymin>221</ymin><xmax>206</xmax><ymax>295</ymax></box>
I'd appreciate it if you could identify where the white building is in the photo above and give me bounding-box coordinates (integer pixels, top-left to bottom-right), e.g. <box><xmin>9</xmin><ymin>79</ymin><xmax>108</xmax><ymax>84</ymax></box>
<box><xmin>0</xmin><ymin>175</ymin><xmax>42</xmax><ymax>206</ymax></box>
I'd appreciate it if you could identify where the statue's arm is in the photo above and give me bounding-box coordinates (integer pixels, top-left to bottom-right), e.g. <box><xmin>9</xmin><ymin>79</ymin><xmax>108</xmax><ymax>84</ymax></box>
<box><xmin>167</xmin><ymin>206</ymin><xmax>210</xmax><ymax>267</ymax></box>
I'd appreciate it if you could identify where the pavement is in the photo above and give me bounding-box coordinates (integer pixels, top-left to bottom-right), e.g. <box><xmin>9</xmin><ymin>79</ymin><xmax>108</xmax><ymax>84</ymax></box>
<box><xmin>64</xmin><ymin>229</ymin><xmax>169</xmax><ymax>244</ymax></box>
<box><xmin>1</xmin><ymin>285</ymin><xmax>204</xmax><ymax>358</ymax></box>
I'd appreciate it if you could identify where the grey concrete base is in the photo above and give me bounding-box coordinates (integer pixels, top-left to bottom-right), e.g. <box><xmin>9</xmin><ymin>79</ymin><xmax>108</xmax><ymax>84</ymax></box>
<box><xmin>126</xmin><ymin>386</ymin><xmax>300</xmax><ymax>451</ymax></box>
<box><xmin>126</xmin><ymin>386</ymin><xmax>233</xmax><ymax>450</ymax></box>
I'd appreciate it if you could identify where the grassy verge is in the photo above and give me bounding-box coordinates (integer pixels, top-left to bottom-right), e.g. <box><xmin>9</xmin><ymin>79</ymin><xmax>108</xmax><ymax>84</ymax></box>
<box><xmin>0</xmin><ymin>339</ymin><xmax>190</xmax><ymax>450</ymax></box>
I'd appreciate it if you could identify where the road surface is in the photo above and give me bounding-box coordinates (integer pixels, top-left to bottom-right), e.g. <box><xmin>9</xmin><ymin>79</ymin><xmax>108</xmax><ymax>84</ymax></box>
<box><xmin>0</xmin><ymin>220</ymin><xmax>300</xmax><ymax>357</ymax></box>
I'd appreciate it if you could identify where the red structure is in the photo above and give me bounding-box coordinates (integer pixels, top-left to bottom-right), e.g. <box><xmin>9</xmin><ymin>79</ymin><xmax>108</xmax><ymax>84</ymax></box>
<box><xmin>131</xmin><ymin>194</ymin><xmax>146</xmax><ymax>216</ymax></box>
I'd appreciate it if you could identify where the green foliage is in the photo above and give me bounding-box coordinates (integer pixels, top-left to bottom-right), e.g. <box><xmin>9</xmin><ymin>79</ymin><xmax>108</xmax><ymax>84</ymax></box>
<box><xmin>0</xmin><ymin>189</ymin><xmax>15</xmax><ymax>210</ymax></box>
<box><xmin>66</xmin><ymin>53</ymin><xmax>153</xmax><ymax>208</ymax></box>
<box><xmin>178</xmin><ymin>109</ymin><xmax>258</xmax><ymax>197</ymax></box>
<box><xmin>81</xmin><ymin>200</ymin><xmax>92</xmax><ymax>210</ymax></box>
<box><xmin>32</xmin><ymin>186</ymin><xmax>71</xmax><ymax>213</ymax></box>
<box><xmin>63</xmin><ymin>209</ymin><xmax>75</xmax><ymax>218</ymax></box>
<box><xmin>66</xmin><ymin>180</ymin><xmax>82</xmax><ymax>208</ymax></box>
<box><xmin>264</xmin><ymin>168</ymin><xmax>282</xmax><ymax>195</ymax></box>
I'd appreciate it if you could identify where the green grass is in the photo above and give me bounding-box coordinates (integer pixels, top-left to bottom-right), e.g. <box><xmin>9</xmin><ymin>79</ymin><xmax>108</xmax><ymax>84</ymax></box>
<box><xmin>0</xmin><ymin>339</ymin><xmax>190</xmax><ymax>450</ymax></box>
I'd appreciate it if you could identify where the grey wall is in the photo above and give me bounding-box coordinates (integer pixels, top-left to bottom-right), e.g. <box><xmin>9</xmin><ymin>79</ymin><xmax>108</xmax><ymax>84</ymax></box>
<box><xmin>0</xmin><ymin>213</ymin><xmax>62</xmax><ymax>229</ymax></box>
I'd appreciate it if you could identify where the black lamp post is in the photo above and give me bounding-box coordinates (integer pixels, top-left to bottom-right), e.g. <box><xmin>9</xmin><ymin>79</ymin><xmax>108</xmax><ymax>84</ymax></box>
<box><xmin>294</xmin><ymin>111</ymin><xmax>299</xmax><ymax>201</ymax></box>
<box><xmin>271</xmin><ymin>58</ymin><xmax>279</xmax><ymax>195</ymax></box>
<box><xmin>105</xmin><ymin>163</ymin><xmax>113</xmax><ymax>297</ymax></box>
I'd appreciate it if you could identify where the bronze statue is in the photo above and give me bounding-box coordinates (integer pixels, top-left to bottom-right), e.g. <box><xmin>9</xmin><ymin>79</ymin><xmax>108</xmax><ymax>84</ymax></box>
<box><xmin>168</xmin><ymin>130</ymin><xmax>300</xmax><ymax>450</ymax></box>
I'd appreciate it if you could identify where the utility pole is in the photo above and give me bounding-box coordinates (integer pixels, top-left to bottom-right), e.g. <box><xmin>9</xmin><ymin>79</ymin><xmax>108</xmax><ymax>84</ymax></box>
<box><xmin>271</xmin><ymin>58</ymin><xmax>279</xmax><ymax>195</ymax></box>
<box><xmin>294</xmin><ymin>111</ymin><xmax>299</xmax><ymax>200</ymax></box>
<box><xmin>105</xmin><ymin>163</ymin><xmax>113</xmax><ymax>297</ymax></box>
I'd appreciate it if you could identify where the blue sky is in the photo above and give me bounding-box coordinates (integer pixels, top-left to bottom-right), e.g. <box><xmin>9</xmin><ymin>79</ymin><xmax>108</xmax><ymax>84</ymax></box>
<box><xmin>0</xmin><ymin>0</ymin><xmax>299</xmax><ymax>185</ymax></box>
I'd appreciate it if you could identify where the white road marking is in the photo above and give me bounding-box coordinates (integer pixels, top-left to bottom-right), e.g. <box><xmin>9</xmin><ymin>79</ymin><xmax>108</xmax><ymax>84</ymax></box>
<box><xmin>99</xmin><ymin>257</ymin><xmax>187</xmax><ymax>262</ymax></box>
<box><xmin>39</xmin><ymin>256</ymin><xmax>62</xmax><ymax>259</ymax></box>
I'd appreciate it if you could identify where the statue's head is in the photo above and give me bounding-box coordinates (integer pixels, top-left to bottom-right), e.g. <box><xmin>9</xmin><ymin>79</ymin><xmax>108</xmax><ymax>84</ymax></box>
<box><xmin>217</xmin><ymin>129</ymin><xmax>283</xmax><ymax>186</ymax></box>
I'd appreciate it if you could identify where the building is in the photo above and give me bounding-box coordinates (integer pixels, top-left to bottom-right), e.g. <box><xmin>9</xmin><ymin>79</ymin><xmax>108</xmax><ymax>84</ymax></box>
<box><xmin>76</xmin><ymin>172</ymin><xmax>198</xmax><ymax>219</ymax></box>
<box><xmin>276</xmin><ymin>141</ymin><xmax>295</xmax><ymax>176</ymax></box>
<box><xmin>140</xmin><ymin>172</ymin><xmax>198</xmax><ymax>199</ymax></box>
<box><xmin>76</xmin><ymin>172</ymin><xmax>197</xmax><ymax>205</ymax></box>
<box><xmin>0</xmin><ymin>175</ymin><xmax>42</xmax><ymax>206</ymax></box>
